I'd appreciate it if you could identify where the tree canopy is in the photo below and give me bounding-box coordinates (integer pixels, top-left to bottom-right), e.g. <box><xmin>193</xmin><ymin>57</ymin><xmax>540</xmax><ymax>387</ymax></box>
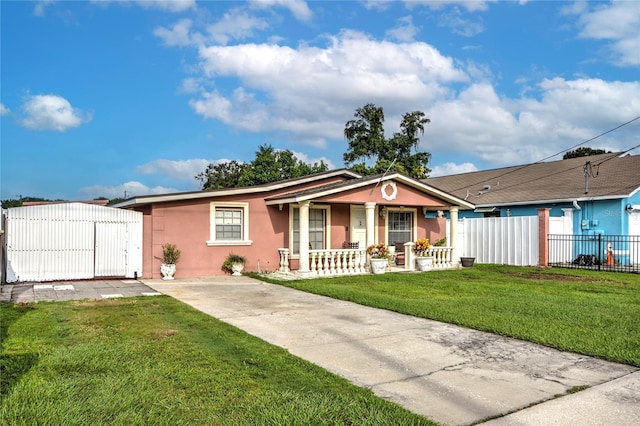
<box><xmin>343</xmin><ymin>103</ymin><xmax>431</xmax><ymax>179</ymax></box>
<box><xmin>196</xmin><ymin>144</ymin><xmax>328</xmax><ymax>190</ymax></box>
<box><xmin>563</xmin><ymin>147</ymin><xmax>611</xmax><ymax>159</ymax></box>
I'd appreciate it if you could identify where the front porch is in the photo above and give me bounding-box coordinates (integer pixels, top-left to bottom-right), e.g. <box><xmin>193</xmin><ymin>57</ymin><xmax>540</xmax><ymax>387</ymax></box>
<box><xmin>277</xmin><ymin>244</ymin><xmax>459</xmax><ymax>278</ymax></box>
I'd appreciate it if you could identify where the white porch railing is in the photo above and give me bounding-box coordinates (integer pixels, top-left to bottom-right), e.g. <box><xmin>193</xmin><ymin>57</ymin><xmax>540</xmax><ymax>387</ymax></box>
<box><xmin>278</xmin><ymin>246</ymin><xmax>456</xmax><ymax>276</ymax></box>
<box><xmin>278</xmin><ymin>248</ymin><xmax>368</xmax><ymax>276</ymax></box>
<box><xmin>424</xmin><ymin>246</ymin><xmax>454</xmax><ymax>269</ymax></box>
<box><xmin>402</xmin><ymin>243</ymin><xmax>456</xmax><ymax>270</ymax></box>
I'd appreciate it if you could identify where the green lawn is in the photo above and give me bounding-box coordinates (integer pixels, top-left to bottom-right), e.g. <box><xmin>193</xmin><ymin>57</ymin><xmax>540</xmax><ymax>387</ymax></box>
<box><xmin>254</xmin><ymin>265</ymin><xmax>640</xmax><ymax>367</ymax></box>
<box><xmin>0</xmin><ymin>297</ymin><xmax>434</xmax><ymax>426</ymax></box>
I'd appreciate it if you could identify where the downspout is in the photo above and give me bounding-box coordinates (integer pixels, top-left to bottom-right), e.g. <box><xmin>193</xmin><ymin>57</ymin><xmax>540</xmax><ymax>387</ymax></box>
<box><xmin>573</xmin><ymin>200</ymin><xmax>581</xmax><ymax>210</ymax></box>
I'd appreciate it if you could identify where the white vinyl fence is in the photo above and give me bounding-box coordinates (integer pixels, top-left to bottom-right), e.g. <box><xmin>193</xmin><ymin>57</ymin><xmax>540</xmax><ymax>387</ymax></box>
<box><xmin>3</xmin><ymin>203</ymin><xmax>142</xmax><ymax>283</ymax></box>
<box><xmin>447</xmin><ymin>216</ymin><xmax>565</xmax><ymax>266</ymax></box>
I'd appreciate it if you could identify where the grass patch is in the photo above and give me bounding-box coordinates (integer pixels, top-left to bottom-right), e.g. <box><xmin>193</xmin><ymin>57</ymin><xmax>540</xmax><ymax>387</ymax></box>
<box><xmin>253</xmin><ymin>265</ymin><xmax>640</xmax><ymax>366</ymax></box>
<box><xmin>1</xmin><ymin>297</ymin><xmax>434</xmax><ymax>425</ymax></box>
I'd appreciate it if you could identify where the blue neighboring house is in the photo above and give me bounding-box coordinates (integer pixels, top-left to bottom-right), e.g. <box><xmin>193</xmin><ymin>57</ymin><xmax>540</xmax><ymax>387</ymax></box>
<box><xmin>426</xmin><ymin>152</ymin><xmax>640</xmax><ymax>238</ymax></box>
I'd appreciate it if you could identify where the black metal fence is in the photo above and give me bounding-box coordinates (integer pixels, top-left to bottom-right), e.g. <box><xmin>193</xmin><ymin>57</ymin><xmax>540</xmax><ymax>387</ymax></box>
<box><xmin>548</xmin><ymin>234</ymin><xmax>640</xmax><ymax>274</ymax></box>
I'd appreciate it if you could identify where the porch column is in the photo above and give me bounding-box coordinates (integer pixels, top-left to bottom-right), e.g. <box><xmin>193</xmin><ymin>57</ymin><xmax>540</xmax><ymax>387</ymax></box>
<box><xmin>365</xmin><ymin>202</ymin><xmax>376</xmax><ymax>249</ymax></box>
<box><xmin>449</xmin><ymin>207</ymin><xmax>459</xmax><ymax>266</ymax></box>
<box><xmin>298</xmin><ymin>200</ymin><xmax>311</xmax><ymax>275</ymax></box>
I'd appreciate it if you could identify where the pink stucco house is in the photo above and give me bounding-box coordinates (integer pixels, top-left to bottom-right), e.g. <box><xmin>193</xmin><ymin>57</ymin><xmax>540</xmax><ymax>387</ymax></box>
<box><xmin>116</xmin><ymin>169</ymin><xmax>473</xmax><ymax>279</ymax></box>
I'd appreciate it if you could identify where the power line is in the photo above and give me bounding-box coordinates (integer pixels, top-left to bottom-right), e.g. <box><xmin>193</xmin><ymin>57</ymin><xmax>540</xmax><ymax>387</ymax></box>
<box><xmin>536</xmin><ymin>115</ymin><xmax>640</xmax><ymax>164</ymax></box>
<box><xmin>442</xmin><ymin>115</ymin><xmax>640</xmax><ymax>193</ymax></box>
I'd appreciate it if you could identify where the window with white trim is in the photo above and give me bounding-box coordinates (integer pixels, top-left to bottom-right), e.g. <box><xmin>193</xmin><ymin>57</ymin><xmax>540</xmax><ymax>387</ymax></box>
<box><xmin>290</xmin><ymin>205</ymin><xmax>330</xmax><ymax>256</ymax></box>
<box><xmin>387</xmin><ymin>211</ymin><xmax>413</xmax><ymax>245</ymax></box>
<box><xmin>207</xmin><ymin>202</ymin><xmax>252</xmax><ymax>246</ymax></box>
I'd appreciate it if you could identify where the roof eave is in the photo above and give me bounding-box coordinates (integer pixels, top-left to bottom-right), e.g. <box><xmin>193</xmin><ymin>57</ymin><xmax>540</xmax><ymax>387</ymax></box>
<box><xmin>473</xmin><ymin>194</ymin><xmax>630</xmax><ymax>208</ymax></box>
<box><xmin>113</xmin><ymin>169</ymin><xmax>362</xmax><ymax>208</ymax></box>
<box><xmin>266</xmin><ymin>172</ymin><xmax>475</xmax><ymax>209</ymax></box>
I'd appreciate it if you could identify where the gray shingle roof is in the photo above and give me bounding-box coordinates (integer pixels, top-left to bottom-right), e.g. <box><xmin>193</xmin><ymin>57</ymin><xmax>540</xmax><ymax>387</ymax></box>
<box><xmin>426</xmin><ymin>153</ymin><xmax>640</xmax><ymax>206</ymax></box>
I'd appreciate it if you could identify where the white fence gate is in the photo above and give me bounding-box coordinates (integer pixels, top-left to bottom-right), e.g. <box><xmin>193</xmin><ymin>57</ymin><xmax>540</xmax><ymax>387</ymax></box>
<box><xmin>3</xmin><ymin>203</ymin><xmax>143</xmax><ymax>283</ymax></box>
<box><xmin>447</xmin><ymin>215</ymin><xmax>565</xmax><ymax>266</ymax></box>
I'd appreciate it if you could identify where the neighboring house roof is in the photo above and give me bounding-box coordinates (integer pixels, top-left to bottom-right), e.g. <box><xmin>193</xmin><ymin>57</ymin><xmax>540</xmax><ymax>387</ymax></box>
<box><xmin>265</xmin><ymin>171</ymin><xmax>475</xmax><ymax>209</ymax></box>
<box><xmin>113</xmin><ymin>169</ymin><xmax>362</xmax><ymax>207</ymax></box>
<box><xmin>426</xmin><ymin>153</ymin><xmax>640</xmax><ymax>208</ymax></box>
<box><xmin>22</xmin><ymin>200</ymin><xmax>110</xmax><ymax>207</ymax></box>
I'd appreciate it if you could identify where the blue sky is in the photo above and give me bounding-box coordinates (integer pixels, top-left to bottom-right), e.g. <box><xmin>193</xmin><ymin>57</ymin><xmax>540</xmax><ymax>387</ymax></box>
<box><xmin>2</xmin><ymin>0</ymin><xmax>639</xmax><ymax>201</ymax></box>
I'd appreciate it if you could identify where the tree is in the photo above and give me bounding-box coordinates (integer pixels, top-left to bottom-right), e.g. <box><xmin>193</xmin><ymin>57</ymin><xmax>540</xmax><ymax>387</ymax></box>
<box><xmin>196</xmin><ymin>144</ymin><xmax>328</xmax><ymax>190</ymax></box>
<box><xmin>196</xmin><ymin>160</ymin><xmax>248</xmax><ymax>190</ymax></box>
<box><xmin>1</xmin><ymin>196</ymin><xmax>58</xmax><ymax>209</ymax></box>
<box><xmin>563</xmin><ymin>147</ymin><xmax>611</xmax><ymax>159</ymax></box>
<box><xmin>343</xmin><ymin>104</ymin><xmax>431</xmax><ymax>179</ymax></box>
<box><xmin>343</xmin><ymin>103</ymin><xmax>386</xmax><ymax>166</ymax></box>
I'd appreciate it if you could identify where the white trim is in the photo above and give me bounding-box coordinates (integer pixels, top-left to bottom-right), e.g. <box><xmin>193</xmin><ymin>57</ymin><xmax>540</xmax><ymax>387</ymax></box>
<box><xmin>385</xmin><ymin>207</ymin><xmax>418</xmax><ymax>244</ymax></box>
<box><xmin>265</xmin><ymin>172</ymin><xmax>474</xmax><ymax>209</ymax></box>
<box><xmin>381</xmin><ymin>181</ymin><xmax>398</xmax><ymax>201</ymax></box>
<box><xmin>114</xmin><ymin>169</ymin><xmax>361</xmax><ymax>208</ymax></box>
<box><xmin>208</xmin><ymin>201</ymin><xmax>252</xmax><ymax>246</ymax></box>
<box><xmin>288</xmin><ymin>203</ymin><xmax>331</xmax><ymax>258</ymax></box>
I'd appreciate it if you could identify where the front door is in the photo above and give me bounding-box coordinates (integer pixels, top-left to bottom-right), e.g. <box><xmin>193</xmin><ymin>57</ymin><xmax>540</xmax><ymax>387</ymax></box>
<box><xmin>351</xmin><ymin>206</ymin><xmax>366</xmax><ymax>249</ymax></box>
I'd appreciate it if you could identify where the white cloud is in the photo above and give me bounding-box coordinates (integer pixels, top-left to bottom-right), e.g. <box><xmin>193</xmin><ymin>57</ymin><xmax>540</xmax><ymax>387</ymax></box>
<box><xmin>190</xmin><ymin>30</ymin><xmax>468</xmax><ymax>146</ymax></box>
<box><xmin>92</xmin><ymin>0</ymin><xmax>196</xmax><ymax>13</ymax></box>
<box><xmin>426</xmin><ymin>78</ymin><xmax>640</xmax><ymax>167</ymax></box>
<box><xmin>135</xmin><ymin>158</ymin><xmax>215</xmax><ymax>181</ymax></box>
<box><xmin>407</xmin><ymin>0</ymin><xmax>496</xmax><ymax>13</ymax></box>
<box><xmin>0</xmin><ymin>103</ymin><xmax>10</xmax><ymax>116</ymax></box>
<box><xmin>155</xmin><ymin>10</ymin><xmax>269</xmax><ymax>47</ymax></box>
<box><xmin>574</xmin><ymin>1</ymin><xmax>640</xmax><ymax>66</ymax></box>
<box><xmin>34</xmin><ymin>0</ymin><xmax>55</xmax><ymax>16</ymax></box>
<box><xmin>19</xmin><ymin>94</ymin><xmax>91</xmax><ymax>132</ymax></box>
<box><xmin>429</xmin><ymin>162</ymin><xmax>478</xmax><ymax>177</ymax></box>
<box><xmin>154</xmin><ymin>19</ymin><xmax>201</xmax><ymax>47</ymax></box>
<box><xmin>79</xmin><ymin>181</ymin><xmax>180</xmax><ymax>199</ymax></box>
<box><xmin>386</xmin><ymin>15</ymin><xmax>419</xmax><ymax>42</ymax></box>
<box><xmin>206</xmin><ymin>8</ymin><xmax>270</xmax><ymax>45</ymax></box>
<box><xmin>249</xmin><ymin>0</ymin><xmax>313</xmax><ymax>22</ymax></box>
<box><xmin>290</xmin><ymin>151</ymin><xmax>335</xmax><ymax>169</ymax></box>
<box><xmin>438</xmin><ymin>11</ymin><xmax>485</xmax><ymax>37</ymax></box>
<box><xmin>158</xmin><ymin>10</ymin><xmax>638</xmax><ymax>172</ymax></box>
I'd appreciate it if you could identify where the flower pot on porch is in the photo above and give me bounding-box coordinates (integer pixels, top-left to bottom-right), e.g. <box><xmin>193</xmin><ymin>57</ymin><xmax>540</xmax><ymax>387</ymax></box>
<box><xmin>370</xmin><ymin>258</ymin><xmax>388</xmax><ymax>274</ymax></box>
<box><xmin>160</xmin><ymin>263</ymin><xmax>176</xmax><ymax>280</ymax></box>
<box><xmin>460</xmin><ymin>257</ymin><xmax>475</xmax><ymax>267</ymax></box>
<box><xmin>415</xmin><ymin>256</ymin><xmax>434</xmax><ymax>271</ymax></box>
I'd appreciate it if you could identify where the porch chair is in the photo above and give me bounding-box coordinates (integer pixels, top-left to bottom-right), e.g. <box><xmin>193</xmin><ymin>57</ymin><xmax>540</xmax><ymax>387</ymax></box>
<box><xmin>394</xmin><ymin>242</ymin><xmax>406</xmax><ymax>266</ymax></box>
<box><xmin>342</xmin><ymin>241</ymin><xmax>359</xmax><ymax>249</ymax></box>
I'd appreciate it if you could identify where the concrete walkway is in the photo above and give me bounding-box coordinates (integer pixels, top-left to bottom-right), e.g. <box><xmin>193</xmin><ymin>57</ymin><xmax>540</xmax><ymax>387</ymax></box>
<box><xmin>1</xmin><ymin>280</ymin><xmax>161</xmax><ymax>303</ymax></box>
<box><xmin>143</xmin><ymin>276</ymin><xmax>639</xmax><ymax>426</ymax></box>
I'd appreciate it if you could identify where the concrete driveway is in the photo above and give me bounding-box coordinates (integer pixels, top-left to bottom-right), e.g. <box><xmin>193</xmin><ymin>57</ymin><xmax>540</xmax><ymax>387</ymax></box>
<box><xmin>144</xmin><ymin>276</ymin><xmax>639</xmax><ymax>426</ymax></box>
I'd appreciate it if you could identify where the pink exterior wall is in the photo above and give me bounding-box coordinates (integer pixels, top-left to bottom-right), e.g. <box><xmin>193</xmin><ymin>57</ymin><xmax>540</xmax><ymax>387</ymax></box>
<box><xmin>317</xmin><ymin>181</ymin><xmax>450</xmax><ymax>207</ymax></box>
<box><xmin>135</xmin><ymin>176</ymin><xmax>456</xmax><ymax>278</ymax></box>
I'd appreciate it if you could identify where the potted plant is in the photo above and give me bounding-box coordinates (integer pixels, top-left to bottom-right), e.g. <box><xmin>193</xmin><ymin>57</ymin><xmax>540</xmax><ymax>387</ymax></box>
<box><xmin>433</xmin><ymin>237</ymin><xmax>447</xmax><ymax>247</ymax></box>
<box><xmin>160</xmin><ymin>243</ymin><xmax>181</xmax><ymax>280</ymax></box>
<box><xmin>413</xmin><ymin>238</ymin><xmax>434</xmax><ymax>271</ymax></box>
<box><xmin>367</xmin><ymin>242</ymin><xmax>390</xmax><ymax>274</ymax></box>
<box><xmin>222</xmin><ymin>253</ymin><xmax>247</xmax><ymax>276</ymax></box>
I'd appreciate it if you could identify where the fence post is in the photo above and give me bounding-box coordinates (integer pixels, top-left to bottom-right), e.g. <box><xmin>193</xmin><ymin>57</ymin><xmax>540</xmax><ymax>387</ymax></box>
<box><xmin>538</xmin><ymin>208</ymin><xmax>550</xmax><ymax>267</ymax></box>
<box><xmin>597</xmin><ymin>233</ymin><xmax>602</xmax><ymax>271</ymax></box>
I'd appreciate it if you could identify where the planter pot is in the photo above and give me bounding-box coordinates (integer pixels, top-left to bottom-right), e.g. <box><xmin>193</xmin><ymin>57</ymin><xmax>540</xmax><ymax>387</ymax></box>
<box><xmin>160</xmin><ymin>263</ymin><xmax>176</xmax><ymax>280</ymax></box>
<box><xmin>231</xmin><ymin>262</ymin><xmax>245</xmax><ymax>276</ymax></box>
<box><xmin>370</xmin><ymin>258</ymin><xmax>388</xmax><ymax>274</ymax></box>
<box><xmin>415</xmin><ymin>256</ymin><xmax>434</xmax><ymax>271</ymax></box>
<box><xmin>460</xmin><ymin>257</ymin><xmax>475</xmax><ymax>267</ymax></box>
